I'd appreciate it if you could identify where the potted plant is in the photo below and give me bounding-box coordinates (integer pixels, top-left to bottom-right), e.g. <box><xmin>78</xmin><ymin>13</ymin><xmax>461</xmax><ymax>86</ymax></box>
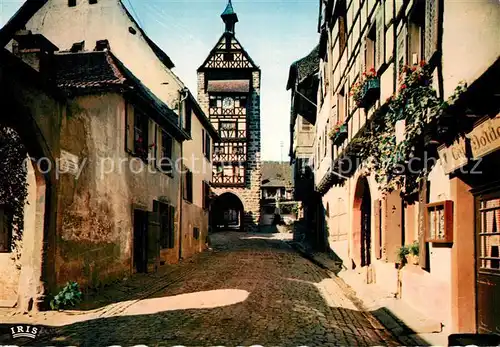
<box><xmin>396</xmin><ymin>245</ymin><xmax>409</xmax><ymax>267</ymax></box>
<box><xmin>408</xmin><ymin>240</ymin><xmax>419</xmax><ymax>265</ymax></box>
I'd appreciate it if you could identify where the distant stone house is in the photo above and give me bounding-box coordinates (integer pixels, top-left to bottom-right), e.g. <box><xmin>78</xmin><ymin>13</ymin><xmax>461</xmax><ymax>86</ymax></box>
<box><xmin>260</xmin><ymin>161</ymin><xmax>293</xmax><ymax>203</ymax></box>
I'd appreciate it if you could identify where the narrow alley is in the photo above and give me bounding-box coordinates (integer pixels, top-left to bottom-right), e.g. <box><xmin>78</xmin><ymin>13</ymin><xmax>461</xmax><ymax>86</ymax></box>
<box><xmin>1</xmin><ymin>232</ymin><xmax>400</xmax><ymax>346</ymax></box>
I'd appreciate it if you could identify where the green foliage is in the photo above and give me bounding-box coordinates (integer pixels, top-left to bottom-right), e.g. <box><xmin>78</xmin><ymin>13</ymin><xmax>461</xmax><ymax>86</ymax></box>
<box><xmin>350</xmin><ymin>62</ymin><xmax>467</xmax><ymax>196</ymax></box>
<box><xmin>0</xmin><ymin>126</ymin><xmax>28</xmax><ymax>260</ymax></box>
<box><xmin>408</xmin><ymin>240</ymin><xmax>419</xmax><ymax>256</ymax></box>
<box><xmin>50</xmin><ymin>281</ymin><xmax>83</xmax><ymax>310</ymax></box>
<box><xmin>397</xmin><ymin>245</ymin><xmax>410</xmax><ymax>264</ymax></box>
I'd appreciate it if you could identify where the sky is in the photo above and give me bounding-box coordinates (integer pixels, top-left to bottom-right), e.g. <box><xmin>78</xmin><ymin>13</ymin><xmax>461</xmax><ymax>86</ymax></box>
<box><xmin>0</xmin><ymin>0</ymin><xmax>320</xmax><ymax>162</ymax></box>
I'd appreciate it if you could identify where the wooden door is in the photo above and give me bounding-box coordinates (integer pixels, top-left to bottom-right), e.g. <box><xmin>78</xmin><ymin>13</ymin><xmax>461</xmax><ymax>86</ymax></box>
<box><xmin>476</xmin><ymin>193</ymin><xmax>500</xmax><ymax>334</ymax></box>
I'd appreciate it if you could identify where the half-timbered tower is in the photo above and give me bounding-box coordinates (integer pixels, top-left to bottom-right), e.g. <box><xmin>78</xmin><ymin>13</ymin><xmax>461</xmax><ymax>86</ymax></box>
<box><xmin>197</xmin><ymin>0</ymin><xmax>261</xmax><ymax>232</ymax></box>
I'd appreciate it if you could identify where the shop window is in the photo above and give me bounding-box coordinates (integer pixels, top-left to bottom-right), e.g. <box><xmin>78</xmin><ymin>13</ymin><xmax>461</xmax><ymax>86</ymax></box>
<box><xmin>478</xmin><ymin>198</ymin><xmax>500</xmax><ymax>271</ymax></box>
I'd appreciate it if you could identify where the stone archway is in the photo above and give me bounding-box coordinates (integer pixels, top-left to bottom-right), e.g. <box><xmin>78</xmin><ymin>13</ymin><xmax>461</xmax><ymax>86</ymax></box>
<box><xmin>210</xmin><ymin>192</ymin><xmax>245</xmax><ymax>232</ymax></box>
<box><xmin>352</xmin><ymin>177</ymin><xmax>372</xmax><ymax>268</ymax></box>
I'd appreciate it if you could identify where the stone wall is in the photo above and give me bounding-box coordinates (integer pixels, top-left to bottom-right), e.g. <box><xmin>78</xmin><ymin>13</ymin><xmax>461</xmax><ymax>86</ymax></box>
<box><xmin>197</xmin><ymin>71</ymin><xmax>262</xmax><ymax>232</ymax></box>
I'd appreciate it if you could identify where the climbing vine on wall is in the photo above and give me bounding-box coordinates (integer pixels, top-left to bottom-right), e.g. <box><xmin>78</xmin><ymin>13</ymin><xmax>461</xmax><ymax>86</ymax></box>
<box><xmin>350</xmin><ymin>62</ymin><xmax>467</xmax><ymax>196</ymax></box>
<box><xmin>0</xmin><ymin>125</ymin><xmax>28</xmax><ymax>262</ymax></box>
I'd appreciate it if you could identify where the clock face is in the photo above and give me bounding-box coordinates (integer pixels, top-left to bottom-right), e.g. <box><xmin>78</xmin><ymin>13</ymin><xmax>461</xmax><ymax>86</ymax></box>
<box><xmin>222</xmin><ymin>97</ymin><xmax>234</xmax><ymax>109</ymax></box>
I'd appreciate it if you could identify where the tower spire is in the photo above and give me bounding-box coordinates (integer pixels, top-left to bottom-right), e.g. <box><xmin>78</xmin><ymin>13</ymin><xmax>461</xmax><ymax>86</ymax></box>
<box><xmin>221</xmin><ymin>0</ymin><xmax>238</xmax><ymax>34</ymax></box>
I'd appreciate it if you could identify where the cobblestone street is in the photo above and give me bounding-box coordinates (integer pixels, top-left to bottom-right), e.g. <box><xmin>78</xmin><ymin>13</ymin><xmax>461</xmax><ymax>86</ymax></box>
<box><xmin>1</xmin><ymin>232</ymin><xmax>400</xmax><ymax>346</ymax></box>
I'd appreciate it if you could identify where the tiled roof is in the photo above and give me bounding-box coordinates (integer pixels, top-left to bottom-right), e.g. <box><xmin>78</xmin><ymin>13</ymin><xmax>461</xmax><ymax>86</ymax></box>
<box><xmin>207</xmin><ymin>80</ymin><xmax>250</xmax><ymax>93</ymax></box>
<box><xmin>261</xmin><ymin>161</ymin><xmax>293</xmax><ymax>188</ymax></box>
<box><xmin>54</xmin><ymin>51</ymin><xmax>126</xmax><ymax>90</ymax></box>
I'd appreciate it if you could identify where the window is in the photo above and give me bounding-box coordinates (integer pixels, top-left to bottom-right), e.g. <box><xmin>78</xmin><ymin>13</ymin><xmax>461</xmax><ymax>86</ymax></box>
<box><xmin>366</xmin><ymin>24</ymin><xmax>376</xmax><ymax>71</ymax></box>
<box><xmin>160</xmin><ymin>130</ymin><xmax>173</xmax><ymax>174</ymax></box>
<box><xmin>156</xmin><ymin>202</ymin><xmax>175</xmax><ymax>249</ymax></box>
<box><xmin>202</xmin><ymin>129</ymin><xmax>211</xmax><ymax>160</ymax></box>
<box><xmin>89</xmin><ymin>0</ymin><xmax>97</xmax><ymax>4</ymax></box>
<box><xmin>183</xmin><ymin>103</ymin><xmax>192</xmax><ymax>134</ymax></box>
<box><xmin>209</xmin><ymin>96</ymin><xmax>218</xmax><ymax>108</ymax></box>
<box><xmin>202</xmin><ymin>181</ymin><xmax>210</xmax><ymax>210</ymax></box>
<box><xmin>219</xmin><ymin>121</ymin><xmax>237</xmax><ymax>138</ymax></box>
<box><xmin>193</xmin><ymin>227</ymin><xmax>200</xmax><ymax>240</ymax></box>
<box><xmin>323</xmin><ymin>123</ymin><xmax>328</xmax><ymax>157</ymax></box>
<box><xmin>0</xmin><ymin>206</ymin><xmax>12</xmax><ymax>253</ymax></box>
<box><xmin>134</xmin><ymin>111</ymin><xmax>148</xmax><ymax>159</ymax></box>
<box><xmin>338</xmin><ymin>0</ymin><xmax>348</xmax><ymax>54</ymax></box>
<box><xmin>409</xmin><ymin>2</ymin><xmax>425</xmax><ymax>66</ymax></box>
<box><xmin>68</xmin><ymin>0</ymin><xmax>76</xmax><ymax>7</ymax></box>
<box><xmin>183</xmin><ymin>168</ymin><xmax>193</xmax><ymax>203</ymax></box>
<box><xmin>338</xmin><ymin>88</ymin><xmax>345</xmax><ymax>122</ymax></box>
<box><xmin>224</xmin><ymin>53</ymin><xmax>234</xmax><ymax>61</ymax></box>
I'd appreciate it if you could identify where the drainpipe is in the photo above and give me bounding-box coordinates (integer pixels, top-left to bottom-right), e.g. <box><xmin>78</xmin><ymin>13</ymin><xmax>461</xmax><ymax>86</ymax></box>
<box><xmin>178</xmin><ymin>88</ymin><xmax>189</xmax><ymax>261</ymax></box>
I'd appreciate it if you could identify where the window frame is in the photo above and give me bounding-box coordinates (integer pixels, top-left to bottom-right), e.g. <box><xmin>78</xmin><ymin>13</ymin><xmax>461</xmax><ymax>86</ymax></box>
<box><xmin>183</xmin><ymin>168</ymin><xmax>193</xmax><ymax>203</ymax></box>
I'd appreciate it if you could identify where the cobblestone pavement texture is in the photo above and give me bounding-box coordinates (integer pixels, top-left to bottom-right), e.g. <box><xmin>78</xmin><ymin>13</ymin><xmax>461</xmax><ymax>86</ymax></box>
<box><xmin>0</xmin><ymin>232</ymin><xmax>401</xmax><ymax>347</ymax></box>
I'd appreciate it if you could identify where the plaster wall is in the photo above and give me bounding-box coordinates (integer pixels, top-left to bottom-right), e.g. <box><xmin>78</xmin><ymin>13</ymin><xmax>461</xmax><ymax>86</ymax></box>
<box><xmin>441</xmin><ymin>0</ymin><xmax>500</xmax><ymax>100</ymax></box>
<box><xmin>56</xmin><ymin>93</ymin><xmax>181</xmax><ymax>289</ymax></box>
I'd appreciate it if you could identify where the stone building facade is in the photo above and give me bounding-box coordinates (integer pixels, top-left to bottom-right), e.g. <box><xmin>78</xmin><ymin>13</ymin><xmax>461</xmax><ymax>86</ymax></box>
<box><xmin>303</xmin><ymin>0</ymin><xmax>500</xmax><ymax>337</ymax></box>
<box><xmin>197</xmin><ymin>1</ymin><xmax>262</xmax><ymax>232</ymax></box>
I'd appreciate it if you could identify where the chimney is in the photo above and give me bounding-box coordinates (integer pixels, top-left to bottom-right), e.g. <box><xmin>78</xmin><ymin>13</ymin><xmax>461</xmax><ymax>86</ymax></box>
<box><xmin>12</xmin><ymin>30</ymin><xmax>59</xmax><ymax>74</ymax></box>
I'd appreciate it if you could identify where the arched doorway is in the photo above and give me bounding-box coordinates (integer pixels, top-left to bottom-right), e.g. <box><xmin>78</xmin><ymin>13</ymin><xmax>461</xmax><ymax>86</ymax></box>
<box><xmin>210</xmin><ymin>192</ymin><xmax>245</xmax><ymax>232</ymax></box>
<box><xmin>353</xmin><ymin>177</ymin><xmax>372</xmax><ymax>268</ymax></box>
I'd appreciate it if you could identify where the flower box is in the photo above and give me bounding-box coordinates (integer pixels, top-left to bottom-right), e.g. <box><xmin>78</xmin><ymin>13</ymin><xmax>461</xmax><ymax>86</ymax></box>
<box><xmin>332</xmin><ymin>124</ymin><xmax>348</xmax><ymax>146</ymax></box>
<box><xmin>357</xmin><ymin>78</ymin><xmax>380</xmax><ymax>109</ymax></box>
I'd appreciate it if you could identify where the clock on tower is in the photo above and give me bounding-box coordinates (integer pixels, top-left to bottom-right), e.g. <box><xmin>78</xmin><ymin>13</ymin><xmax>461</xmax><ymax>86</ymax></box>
<box><xmin>222</xmin><ymin>96</ymin><xmax>234</xmax><ymax>109</ymax></box>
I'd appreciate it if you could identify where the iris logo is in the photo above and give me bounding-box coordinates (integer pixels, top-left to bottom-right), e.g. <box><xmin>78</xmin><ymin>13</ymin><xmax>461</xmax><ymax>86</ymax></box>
<box><xmin>10</xmin><ymin>325</ymin><xmax>39</xmax><ymax>340</ymax></box>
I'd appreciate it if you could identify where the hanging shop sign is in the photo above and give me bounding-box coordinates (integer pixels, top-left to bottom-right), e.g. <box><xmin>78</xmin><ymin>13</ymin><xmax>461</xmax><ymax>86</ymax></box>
<box><xmin>467</xmin><ymin>113</ymin><xmax>500</xmax><ymax>160</ymax></box>
<box><xmin>437</xmin><ymin>137</ymin><xmax>468</xmax><ymax>174</ymax></box>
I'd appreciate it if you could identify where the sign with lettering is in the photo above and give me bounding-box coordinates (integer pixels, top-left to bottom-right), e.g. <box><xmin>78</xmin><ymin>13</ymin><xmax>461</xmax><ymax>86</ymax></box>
<box><xmin>437</xmin><ymin>137</ymin><xmax>468</xmax><ymax>174</ymax></box>
<box><xmin>60</xmin><ymin>150</ymin><xmax>80</xmax><ymax>175</ymax></box>
<box><xmin>466</xmin><ymin>114</ymin><xmax>500</xmax><ymax>160</ymax></box>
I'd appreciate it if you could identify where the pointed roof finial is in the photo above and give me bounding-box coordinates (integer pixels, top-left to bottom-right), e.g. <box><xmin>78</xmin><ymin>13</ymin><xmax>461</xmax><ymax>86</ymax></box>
<box><xmin>221</xmin><ymin>0</ymin><xmax>238</xmax><ymax>34</ymax></box>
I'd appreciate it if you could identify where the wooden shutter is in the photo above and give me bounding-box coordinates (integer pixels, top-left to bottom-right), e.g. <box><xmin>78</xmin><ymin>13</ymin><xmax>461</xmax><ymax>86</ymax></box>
<box><xmin>375</xmin><ymin>6</ymin><xmax>385</xmax><ymax>71</ymax></box>
<box><xmin>396</xmin><ymin>25</ymin><xmax>408</xmax><ymax>82</ymax></box>
<box><xmin>360</xmin><ymin>38</ymin><xmax>367</xmax><ymax>75</ymax></box>
<box><xmin>418</xmin><ymin>181</ymin><xmax>429</xmax><ymax>269</ymax></box>
<box><xmin>424</xmin><ymin>0</ymin><xmax>439</xmax><ymax>63</ymax></box>
<box><xmin>156</xmin><ymin>126</ymin><xmax>163</xmax><ymax>166</ymax></box>
<box><xmin>148</xmin><ymin>120</ymin><xmax>157</xmax><ymax>161</ymax></box>
<box><xmin>147</xmin><ymin>211</ymin><xmax>161</xmax><ymax>272</ymax></box>
<box><xmin>169</xmin><ymin>205</ymin><xmax>175</xmax><ymax>248</ymax></box>
<box><xmin>374</xmin><ymin>199</ymin><xmax>382</xmax><ymax>259</ymax></box>
<box><xmin>125</xmin><ymin>102</ymin><xmax>135</xmax><ymax>153</ymax></box>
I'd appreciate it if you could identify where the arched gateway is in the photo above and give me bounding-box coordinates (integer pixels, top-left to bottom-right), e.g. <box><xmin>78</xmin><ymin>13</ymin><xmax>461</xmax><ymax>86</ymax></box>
<box><xmin>210</xmin><ymin>192</ymin><xmax>245</xmax><ymax>232</ymax></box>
<box><xmin>352</xmin><ymin>177</ymin><xmax>372</xmax><ymax>268</ymax></box>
